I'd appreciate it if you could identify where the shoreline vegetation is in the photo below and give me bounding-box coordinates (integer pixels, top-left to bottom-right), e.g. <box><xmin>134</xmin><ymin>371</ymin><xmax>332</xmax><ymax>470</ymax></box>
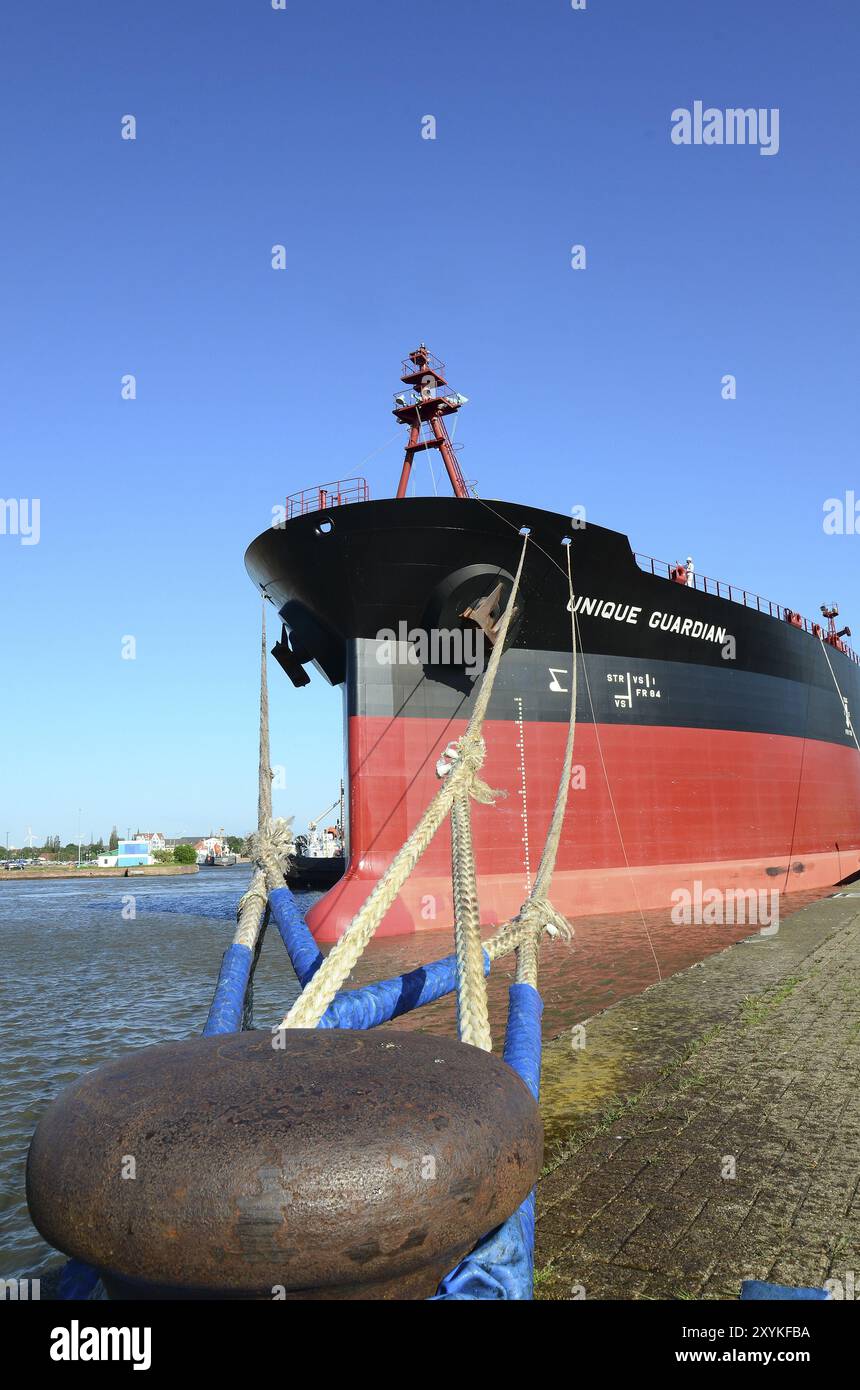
<box><xmin>2</xmin><ymin>833</ymin><xmax>251</xmax><ymax>874</ymax></box>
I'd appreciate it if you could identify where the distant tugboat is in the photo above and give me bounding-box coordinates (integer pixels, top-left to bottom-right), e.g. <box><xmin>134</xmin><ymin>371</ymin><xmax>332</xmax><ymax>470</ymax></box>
<box><xmin>247</xmin><ymin>345</ymin><xmax>860</xmax><ymax>941</ymax></box>
<box><xmin>286</xmin><ymin>786</ymin><xmax>345</xmax><ymax>891</ymax></box>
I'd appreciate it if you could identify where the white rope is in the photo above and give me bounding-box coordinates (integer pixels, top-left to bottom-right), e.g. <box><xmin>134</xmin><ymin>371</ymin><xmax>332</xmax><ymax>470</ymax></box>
<box><xmin>235</xmin><ymin>817</ymin><xmax>295</xmax><ymax>950</ymax></box>
<box><xmin>511</xmin><ymin>540</ymin><xmax>577</xmax><ymax>989</ymax></box>
<box><xmin>471</xmin><ymin>496</ymin><xmax>664</xmax><ymax>985</ymax></box>
<box><xmin>818</xmin><ymin>636</ymin><xmax>860</xmax><ymax>756</ymax></box>
<box><xmin>276</xmin><ymin>533</ymin><xmax>531</xmax><ymax>1032</ymax></box>
<box><xmin>574</xmin><ymin>610</ymin><xmax>663</xmax><ymax>983</ymax></box>
<box><xmin>354</xmin><ymin>429</ymin><xmax>403</xmax><ymax>472</ymax></box>
<box><xmin>258</xmin><ymin>600</ymin><xmax>274</xmax><ymax>832</ymax></box>
<box><xmin>451</xmin><ymin>787</ymin><xmax>492</xmax><ymax>1049</ymax></box>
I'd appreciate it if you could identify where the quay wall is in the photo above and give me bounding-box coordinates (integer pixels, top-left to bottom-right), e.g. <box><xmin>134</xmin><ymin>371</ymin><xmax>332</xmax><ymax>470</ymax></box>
<box><xmin>0</xmin><ymin>864</ymin><xmax>200</xmax><ymax>881</ymax></box>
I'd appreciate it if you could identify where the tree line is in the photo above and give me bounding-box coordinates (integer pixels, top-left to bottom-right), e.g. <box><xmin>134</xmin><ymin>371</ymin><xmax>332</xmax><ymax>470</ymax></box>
<box><xmin>4</xmin><ymin>829</ymin><xmax>249</xmax><ymax>863</ymax></box>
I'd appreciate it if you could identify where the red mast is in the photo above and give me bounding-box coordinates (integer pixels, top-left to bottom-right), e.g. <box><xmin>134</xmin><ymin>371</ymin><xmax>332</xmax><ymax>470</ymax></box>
<box><xmin>393</xmin><ymin>345</ymin><xmax>469</xmax><ymax>499</ymax></box>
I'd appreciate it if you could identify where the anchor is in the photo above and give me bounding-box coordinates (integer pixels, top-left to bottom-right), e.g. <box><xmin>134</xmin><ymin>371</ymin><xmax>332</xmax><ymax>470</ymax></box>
<box><xmin>460</xmin><ymin>581</ymin><xmax>507</xmax><ymax>645</ymax></box>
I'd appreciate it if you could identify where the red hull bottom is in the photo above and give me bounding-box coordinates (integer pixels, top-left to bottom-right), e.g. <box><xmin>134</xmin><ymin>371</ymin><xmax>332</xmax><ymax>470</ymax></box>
<box><xmin>307</xmin><ymin>849</ymin><xmax>851</xmax><ymax>943</ymax></box>
<box><xmin>306</xmin><ymin>717</ymin><xmax>860</xmax><ymax>943</ymax></box>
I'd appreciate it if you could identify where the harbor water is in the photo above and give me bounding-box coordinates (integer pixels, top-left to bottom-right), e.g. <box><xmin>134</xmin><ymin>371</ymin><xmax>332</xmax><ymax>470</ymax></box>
<box><xmin>0</xmin><ymin>866</ymin><xmax>830</xmax><ymax>1282</ymax></box>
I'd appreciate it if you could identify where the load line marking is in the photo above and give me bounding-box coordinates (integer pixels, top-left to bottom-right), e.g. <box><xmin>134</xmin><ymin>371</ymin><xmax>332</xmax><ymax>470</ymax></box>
<box><xmin>515</xmin><ymin>695</ymin><xmax>532</xmax><ymax>896</ymax></box>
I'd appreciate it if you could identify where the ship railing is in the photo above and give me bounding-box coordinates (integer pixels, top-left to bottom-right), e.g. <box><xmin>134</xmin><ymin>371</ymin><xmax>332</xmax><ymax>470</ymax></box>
<box><xmin>285</xmin><ymin>476</ymin><xmax>369</xmax><ymax>519</ymax></box>
<box><xmin>634</xmin><ymin>553</ymin><xmax>859</xmax><ymax>665</ymax></box>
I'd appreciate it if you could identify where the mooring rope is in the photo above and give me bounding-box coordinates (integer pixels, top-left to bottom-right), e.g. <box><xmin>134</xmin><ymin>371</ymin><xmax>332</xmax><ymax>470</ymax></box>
<box><xmin>277</xmin><ymin>531</ymin><xmax>530</xmax><ymax>1032</ymax></box>
<box><xmin>502</xmin><ymin>539</ymin><xmax>577</xmax><ymax>991</ymax></box>
<box><xmin>451</xmin><ymin>787</ymin><xmax>492</xmax><ymax>1049</ymax></box>
<box><xmin>234</xmin><ymin>871</ymin><xmax>269</xmax><ymax>949</ymax></box>
<box><xmin>818</xmin><ymin>635</ymin><xmax>860</xmax><ymax>757</ymax></box>
<box><xmin>258</xmin><ymin>600</ymin><xmax>274</xmax><ymax>830</ymax></box>
<box><xmin>223</xmin><ymin>604</ymin><xmax>288</xmax><ymax>1018</ymax></box>
<box><xmin>236</xmin><ymin>817</ymin><xmax>294</xmax><ymax>948</ymax></box>
<box><xmin>469</xmin><ymin>495</ymin><xmax>664</xmax><ymax>984</ymax></box>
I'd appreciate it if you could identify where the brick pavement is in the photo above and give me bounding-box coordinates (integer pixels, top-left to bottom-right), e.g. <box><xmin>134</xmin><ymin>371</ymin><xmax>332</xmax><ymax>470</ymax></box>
<box><xmin>534</xmin><ymin>892</ymin><xmax>860</xmax><ymax>1300</ymax></box>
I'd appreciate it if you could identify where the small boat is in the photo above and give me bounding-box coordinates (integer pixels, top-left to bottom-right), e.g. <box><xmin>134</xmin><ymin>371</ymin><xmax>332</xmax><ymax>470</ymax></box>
<box><xmin>286</xmin><ymin>788</ymin><xmax>345</xmax><ymax>890</ymax></box>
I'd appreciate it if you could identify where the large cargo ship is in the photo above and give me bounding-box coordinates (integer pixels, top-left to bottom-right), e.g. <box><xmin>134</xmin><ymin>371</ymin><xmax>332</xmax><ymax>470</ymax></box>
<box><xmin>246</xmin><ymin>348</ymin><xmax>860</xmax><ymax>942</ymax></box>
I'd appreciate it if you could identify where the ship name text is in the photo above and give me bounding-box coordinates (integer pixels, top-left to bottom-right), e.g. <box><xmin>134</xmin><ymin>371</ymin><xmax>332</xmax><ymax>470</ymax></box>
<box><xmin>570</xmin><ymin>595</ymin><xmax>727</xmax><ymax>646</ymax></box>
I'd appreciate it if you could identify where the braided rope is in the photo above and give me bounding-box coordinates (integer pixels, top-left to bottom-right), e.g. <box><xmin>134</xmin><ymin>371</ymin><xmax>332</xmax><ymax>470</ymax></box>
<box><xmin>277</xmin><ymin>532</ymin><xmax>530</xmax><ymax>1032</ymax></box>
<box><xmin>235</xmin><ymin>817</ymin><xmax>294</xmax><ymax>949</ymax></box>
<box><xmin>512</xmin><ymin>541</ymin><xmax>578</xmax><ymax>988</ymax></box>
<box><xmin>483</xmin><ymin>917</ymin><xmax>531</xmax><ymax>962</ymax></box>
<box><xmin>451</xmin><ymin>789</ymin><xmax>492</xmax><ymax>1049</ymax></box>
<box><xmin>276</xmin><ymin>741</ymin><xmax>489</xmax><ymax>1028</ymax></box>
<box><xmin>484</xmin><ymin>896</ymin><xmax>573</xmax><ymax>963</ymax></box>
<box><xmin>531</xmin><ymin>542</ymin><xmax>577</xmax><ymax>903</ymax></box>
<box><xmin>258</xmin><ymin>600</ymin><xmax>274</xmax><ymax>830</ymax></box>
<box><xmin>234</xmin><ymin>869</ymin><xmax>268</xmax><ymax>949</ymax></box>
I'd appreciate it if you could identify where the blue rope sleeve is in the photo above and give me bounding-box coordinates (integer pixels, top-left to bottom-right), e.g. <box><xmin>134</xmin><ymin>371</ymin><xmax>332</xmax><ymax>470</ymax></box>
<box><xmin>57</xmin><ymin>1257</ymin><xmax>102</xmax><ymax>1300</ymax></box>
<box><xmin>501</xmin><ymin>982</ymin><xmax>543</xmax><ymax>1102</ymax></box>
<box><xmin>269</xmin><ymin>888</ymin><xmax>324</xmax><ymax>985</ymax></box>
<box><xmin>433</xmin><ymin>981</ymin><xmax>544</xmax><ymax>1300</ymax></box>
<box><xmin>203</xmin><ymin>943</ymin><xmax>255</xmax><ymax>1036</ymax></box>
<box><xmin>741</xmin><ymin>1280</ymin><xmax>830</xmax><ymax>1300</ymax></box>
<box><xmin>431</xmin><ymin>1204</ymin><xmax>535</xmax><ymax>1300</ymax></box>
<box><xmin>317</xmin><ymin>952</ymin><xmax>489</xmax><ymax>1030</ymax></box>
<box><xmin>269</xmin><ymin>886</ymin><xmax>490</xmax><ymax>1029</ymax></box>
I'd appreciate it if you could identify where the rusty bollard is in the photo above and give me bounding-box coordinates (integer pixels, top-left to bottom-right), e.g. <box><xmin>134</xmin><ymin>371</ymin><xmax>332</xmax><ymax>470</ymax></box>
<box><xmin>27</xmin><ymin>1029</ymin><xmax>542</xmax><ymax>1299</ymax></box>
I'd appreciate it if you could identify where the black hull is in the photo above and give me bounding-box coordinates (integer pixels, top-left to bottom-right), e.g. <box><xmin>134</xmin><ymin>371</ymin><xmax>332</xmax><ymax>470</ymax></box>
<box><xmin>286</xmin><ymin>855</ymin><xmax>346</xmax><ymax>891</ymax></box>
<box><xmin>245</xmin><ymin>496</ymin><xmax>860</xmax><ymax>746</ymax></box>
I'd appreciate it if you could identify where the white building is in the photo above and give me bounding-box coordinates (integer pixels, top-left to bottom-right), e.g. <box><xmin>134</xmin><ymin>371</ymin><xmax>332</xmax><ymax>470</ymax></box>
<box><xmin>135</xmin><ymin>831</ymin><xmax>166</xmax><ymax>851</ymax></box>
<box><xmin>195</xmin><ymin>831</ymin><xmax>228</xmax><ymax>862</ymax></box>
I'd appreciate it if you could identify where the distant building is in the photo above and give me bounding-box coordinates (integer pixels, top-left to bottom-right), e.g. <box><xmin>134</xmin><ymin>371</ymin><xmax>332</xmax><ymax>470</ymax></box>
<box><xmin>97</xmin><ymin>838</ymin><xmax>154</xmax><ymax>868</ymax></box>
<box><xmin>134</xmin><ymin>831</ymin><xmax>166</xmax><ymax>852</ymax></box>
<box><xmin>95</xmin><ymin>830</ymin><xmax>236</xmax><ymax>867</ymax></box>
<box><xmin>195</xmin><ymin>832</ymin><xmax>227</xmax><ymax>863</ymax></box>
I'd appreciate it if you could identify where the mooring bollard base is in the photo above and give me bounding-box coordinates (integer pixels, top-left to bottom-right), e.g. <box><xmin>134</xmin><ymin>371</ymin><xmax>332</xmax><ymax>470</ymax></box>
<box><xmin>100</xmin><ymin>1265</ymin><xmax>452</xmax><ymax>1301</ymax></box>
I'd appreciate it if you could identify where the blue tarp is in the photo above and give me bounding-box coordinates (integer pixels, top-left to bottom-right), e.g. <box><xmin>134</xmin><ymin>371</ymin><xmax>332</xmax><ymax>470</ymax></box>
<box><xmin>741</xmin><ymin>1280</ymin><xmax>830</xmax><ymax>1300</ymax></box>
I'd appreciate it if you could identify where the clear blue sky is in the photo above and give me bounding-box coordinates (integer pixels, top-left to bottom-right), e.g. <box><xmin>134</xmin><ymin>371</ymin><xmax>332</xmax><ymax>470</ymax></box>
<box><xmin>1</xmin><ymin>2</ymin><xmax>858</xmax><ymax>846</ymax></box>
